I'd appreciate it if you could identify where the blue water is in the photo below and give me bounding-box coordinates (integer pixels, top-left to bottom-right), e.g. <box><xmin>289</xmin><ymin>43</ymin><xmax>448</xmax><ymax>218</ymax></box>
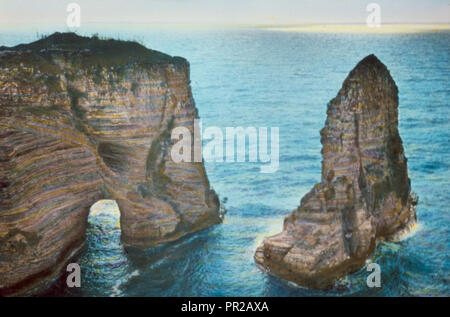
<box><xmin>1</xmin><ymin>26</ymin><xmax>448</xmax><ymax>296</ymax></box>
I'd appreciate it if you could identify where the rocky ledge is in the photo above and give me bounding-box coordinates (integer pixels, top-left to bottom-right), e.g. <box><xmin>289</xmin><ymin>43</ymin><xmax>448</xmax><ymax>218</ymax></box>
<box><xmin>0</xmin><ymin>33</ymin><xmax>220</xmax><ymax>295</ymax></box>
<box><xmin>255</xmin><ymin>55</ymin><xmax>417</xmax><ymax>289</ymax></box>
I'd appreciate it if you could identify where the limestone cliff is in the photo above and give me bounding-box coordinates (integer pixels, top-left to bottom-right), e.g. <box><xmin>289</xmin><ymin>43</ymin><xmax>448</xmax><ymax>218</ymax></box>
<box><xmin>0</xmin><ymin>33</ymin><xmax>220</xmax><ymax>295</ymax></box>
<box><xmin>255</xmin><ymin>55</ymin><xmax>417</xmax><ymax>288</ymax></box>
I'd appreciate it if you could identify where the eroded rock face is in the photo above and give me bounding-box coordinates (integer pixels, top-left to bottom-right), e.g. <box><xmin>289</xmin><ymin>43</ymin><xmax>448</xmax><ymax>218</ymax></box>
<box><xmin>255</xmin><ymin>55</ymin><xmax>417</xmax><ymax>289</ymax></box>
<box><xmin>0</xmin><ymin>33</ymin><xmax>220</xmax><ymax>295</ymax></box>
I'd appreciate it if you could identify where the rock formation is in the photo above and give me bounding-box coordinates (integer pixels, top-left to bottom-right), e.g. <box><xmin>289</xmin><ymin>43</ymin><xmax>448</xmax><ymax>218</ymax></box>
<box><xmin>0</xmin><ymin>33</ymin><xmax>220</xmax><ymax>295</ymax></box>
<box><xmin>255</xmin><ymin>55</ymin><xmax>417</xmax><ymax>289</ymax></box>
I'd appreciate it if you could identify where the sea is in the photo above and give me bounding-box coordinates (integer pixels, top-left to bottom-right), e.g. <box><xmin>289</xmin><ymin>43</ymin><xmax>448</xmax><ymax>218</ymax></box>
<box><xmin>1</xmin><ymin>25</ymin><xmax>448</xmax><ymax>296</ymax></box>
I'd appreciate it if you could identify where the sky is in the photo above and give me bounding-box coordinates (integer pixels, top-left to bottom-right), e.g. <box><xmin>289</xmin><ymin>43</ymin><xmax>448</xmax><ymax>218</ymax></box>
<box><xmin>0</xmin><ymin>0</ymin><xmax>449</xmax><ymax>25</ymax></box>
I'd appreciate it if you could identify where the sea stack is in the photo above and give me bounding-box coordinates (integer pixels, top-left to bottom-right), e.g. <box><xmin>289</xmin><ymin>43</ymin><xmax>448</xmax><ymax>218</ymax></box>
<box><xmin>255</xmin><ymin>55</ymin><xmax>417</xmax><ymax>288</ymax></box>
<box><xmin>0</xmin><ymin>33</ymin><xmax>220</xmax><ymax>295</ymax></box>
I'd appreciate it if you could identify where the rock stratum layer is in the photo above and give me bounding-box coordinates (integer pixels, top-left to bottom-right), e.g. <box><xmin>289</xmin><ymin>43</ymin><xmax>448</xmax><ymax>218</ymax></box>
<box><xmin>0</xmin><ymin>33</ymin><xmax>220</xmax><ymax>295</ymax></box>
<box><xmin>255</xmin><ymin>55</ymin><xmax>417</xmax><ymax>288</ymax></box>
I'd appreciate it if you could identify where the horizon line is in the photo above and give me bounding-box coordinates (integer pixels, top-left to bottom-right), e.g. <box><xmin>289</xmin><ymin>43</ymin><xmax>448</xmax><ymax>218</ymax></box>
<box><xmin>0</xmin><ymin>22</ymin><xmax>449</xmax><ymax>34</ymax></box>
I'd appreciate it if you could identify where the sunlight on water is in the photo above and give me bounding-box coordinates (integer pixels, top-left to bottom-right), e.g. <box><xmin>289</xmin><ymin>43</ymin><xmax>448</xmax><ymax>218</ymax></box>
<box><xmin>90</xmin><ymin>200</ymin><xmax>120</xmax><ymax>217</ymax></box>
<box><xmin>252</xmin><ymin>217</ymin><xmax>284</xmax><ymax>252</ymax></box>
<box><xmin>397</xmin><ymin>222</ymin><xmax>422</xmax><ymax>241</ymax></box>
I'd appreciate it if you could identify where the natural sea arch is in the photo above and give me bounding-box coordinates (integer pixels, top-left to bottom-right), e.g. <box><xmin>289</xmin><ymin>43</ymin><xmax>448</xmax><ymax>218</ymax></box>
<box><xmin>86</xmin><ymin>200</ymin><xmax>122</xmax><ymax>244</ymax></box>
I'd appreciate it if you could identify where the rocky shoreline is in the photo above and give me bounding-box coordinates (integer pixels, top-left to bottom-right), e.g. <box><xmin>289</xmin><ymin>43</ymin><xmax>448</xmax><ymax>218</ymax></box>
<box><xmin>0</xmin><ymin>33</ymin><xmax>418</xmax><ymax>295</ymax></box>
<box><xmin>0</xmin><ymin>33</ymin><xmax>221</xmax><ymax>295</ymax></box>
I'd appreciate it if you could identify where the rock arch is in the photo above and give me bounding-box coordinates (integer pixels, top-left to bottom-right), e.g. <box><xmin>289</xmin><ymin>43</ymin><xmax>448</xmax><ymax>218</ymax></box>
<box><xmin>0</xmin><ymin>33</ymin><xmax>220</xmax><ymax>295</ymax></box>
